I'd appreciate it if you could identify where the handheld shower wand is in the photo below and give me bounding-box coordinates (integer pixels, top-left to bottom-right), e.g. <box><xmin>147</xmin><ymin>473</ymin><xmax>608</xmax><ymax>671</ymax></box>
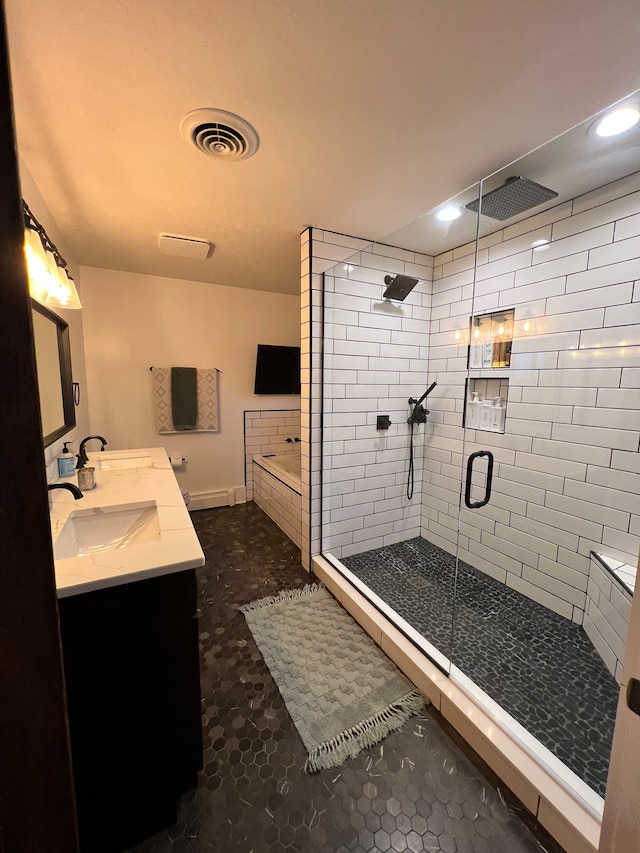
<box><xmin>406</xmin><ymin>381</ymin><xmax>437</xmax><ymax>500</ymax></box>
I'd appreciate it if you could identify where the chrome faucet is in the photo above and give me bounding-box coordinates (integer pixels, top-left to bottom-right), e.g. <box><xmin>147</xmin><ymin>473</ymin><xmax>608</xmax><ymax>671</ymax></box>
<box><xmin>77</xmin><ymin>434</ymin><xmax>108</xmax><ymax>468</ymax></box>
<box><xmin>48</xmin><ymin>482</ymin><xmax>83</xmax><ymax>500</ymax></box>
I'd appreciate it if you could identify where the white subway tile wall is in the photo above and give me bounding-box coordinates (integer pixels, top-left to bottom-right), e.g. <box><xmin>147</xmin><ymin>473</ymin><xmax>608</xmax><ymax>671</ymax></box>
<box><xmin>253</xmin><ymin>462</ymin><xmax>303</xmax><ymax>549</ymax></box>
<box><xmin>584</xmin><ymin>555</ymin><xmax>632</xmax><ymax>683</ymax></box>
<box><xmin>303</xmin><ymin>174</ymin><xmax>640</xmax><ymax>621</ymax></box>
<box><xmin>424</xmin><ymin>171</ymin><xmax>640</xmax><ymax>620</ymax></box>
<box><xmin>302</xmin><ymin>230</ymin><xmax>376</xmax><ymax>569</ymax></box>
<box><xmin>321</xmin><ymin>245</ymin><xmax>433</xmax><ymax>559</ymax></box>
<box><xmin>244</xmin><ymin>409</ymin><xmax>301</xmax><ymax>500</ymax></box>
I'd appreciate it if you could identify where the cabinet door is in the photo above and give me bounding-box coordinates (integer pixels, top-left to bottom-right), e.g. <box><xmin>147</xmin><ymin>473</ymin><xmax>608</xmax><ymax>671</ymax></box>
<box><xmin>59</xmin><ymin>570</ymin><xmax>203</xmax><ymax>852</ymax></box>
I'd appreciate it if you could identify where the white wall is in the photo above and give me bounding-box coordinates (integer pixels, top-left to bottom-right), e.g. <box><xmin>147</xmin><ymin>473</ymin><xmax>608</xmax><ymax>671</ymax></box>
<box><xmin>80</xmin><ymin>267</ymin><xmax>300</xmax><ymax>503</ymax></box>
<box><xmin>18</xmin><ymin>158</ymin><xmax>91</xmax><ymax>483</ymax></box>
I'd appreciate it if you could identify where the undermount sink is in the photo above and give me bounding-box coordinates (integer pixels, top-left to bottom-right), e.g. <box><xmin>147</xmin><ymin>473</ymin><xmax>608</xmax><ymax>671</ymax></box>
<box><xmin>93</xmin><ymin>452</ymin><xmax>152</xmax><ymax>470</ymax></box>
<box><xmin>53</xmin><ymin>501</ymin><xmax>160</xmax><ymax>560</ymax></box>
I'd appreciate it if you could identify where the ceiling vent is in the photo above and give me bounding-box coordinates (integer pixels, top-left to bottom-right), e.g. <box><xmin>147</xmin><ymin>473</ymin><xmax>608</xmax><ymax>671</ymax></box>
<box><xmin>158</xmin><ymin>234</ymin><xmax>214</xmax><ymax>259</ymax></box>
<box><xmin>180</xmin><ymin>108</ymin><xmax>260</xmax><ymax>161</ymax></box>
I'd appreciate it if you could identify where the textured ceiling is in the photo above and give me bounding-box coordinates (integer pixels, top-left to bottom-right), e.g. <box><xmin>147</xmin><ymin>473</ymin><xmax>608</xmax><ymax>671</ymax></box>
<box><xmin>5</xmin><ymin>0</ymin><xmax>640</xmax><ymax>294</ymax></box>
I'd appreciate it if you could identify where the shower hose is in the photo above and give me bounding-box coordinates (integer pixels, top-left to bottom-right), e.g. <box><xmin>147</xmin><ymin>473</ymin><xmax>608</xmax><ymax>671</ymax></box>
<box><xmin>407</xmin><ymin>421</ymin><xmax>415</xmax><ymax>501</ymax></box>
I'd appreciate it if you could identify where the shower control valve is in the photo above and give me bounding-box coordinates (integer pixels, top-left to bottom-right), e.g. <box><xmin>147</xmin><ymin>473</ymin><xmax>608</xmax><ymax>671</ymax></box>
<box><xmin>376</xmin><ymin>415</ymin><xmax>392</xmax><ymax>430</ymax></box>
<box><xmin>408</xmin><ymin>404</ymin><xmax>428</xmax><ymax>425</ymax></box>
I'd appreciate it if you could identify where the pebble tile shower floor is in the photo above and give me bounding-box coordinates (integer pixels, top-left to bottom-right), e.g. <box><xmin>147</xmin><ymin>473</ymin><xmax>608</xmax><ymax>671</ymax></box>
<box><xmin>127</xmin><ymin>503</ymin><xmax>564</xmax><ymax>853</ymax></box>
<box><xmin>342</xmin><ymin>537</ymin><xmax>619</xmax><ymax>798</ymax></box>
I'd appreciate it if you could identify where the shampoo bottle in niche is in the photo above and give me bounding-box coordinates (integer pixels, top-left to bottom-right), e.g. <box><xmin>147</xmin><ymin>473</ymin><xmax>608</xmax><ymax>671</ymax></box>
<box><xmin>482</xmin><ymin>338</ymin><xmax>493</xmax><ymax>368</ymax></box>
<box><xmin>490</xmin><ymin>397</ymin><xmax>506</xmax><ymax>433</ymax></box>
<box><xmin>57</xmin><ymin>442</ymin><xmax>75</xmax><ymax>477</ymax></box>
<box><xmin>469</xmin><ymin>338</ymin><xmax>483</xmax><ymax>369</ymax></box>
<box><xmin>466</xmin><ymin>391</ymin><xmax>480</xmax><ymax>428</ymax></box>
<box><xmin>480</xmin><ymin>396</ymin><xmax>493</xmax><ymax>431</ymax></box>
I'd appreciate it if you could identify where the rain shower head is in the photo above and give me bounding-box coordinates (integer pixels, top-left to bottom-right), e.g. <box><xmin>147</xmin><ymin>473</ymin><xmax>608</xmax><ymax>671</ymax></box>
<box><xmin>383</xmin><ymin>274</ymin><xmax>419</xmax><ymax>301</ymax></box>
<box><xmin>465</xmin><ymin>176</ymin><xmax>558</xmax><ymax>221</ymax></box>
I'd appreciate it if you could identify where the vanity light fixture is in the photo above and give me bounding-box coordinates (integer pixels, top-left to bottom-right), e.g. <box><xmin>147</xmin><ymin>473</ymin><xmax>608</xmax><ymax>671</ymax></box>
<box><xmin>594</xmin><ymin>106</ymin><xmax>640</xmax><ymax>138</ymax></box>
<box><xmin>436</xmin><ymin>205</ymin><xmax>462</xmax><ymax>222</ymax></box>
<box><xmin>23</xmin><ymin>201</ymin><xmax>81</xmax><ymax>309</ymax></box>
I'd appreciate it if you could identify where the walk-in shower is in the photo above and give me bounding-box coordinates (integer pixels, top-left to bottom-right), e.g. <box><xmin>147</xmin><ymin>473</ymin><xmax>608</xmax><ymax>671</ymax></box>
<box><xmin>318</xmin><ymin>88</ymin><xmax>640</xmax><ymax>818</ymax></box>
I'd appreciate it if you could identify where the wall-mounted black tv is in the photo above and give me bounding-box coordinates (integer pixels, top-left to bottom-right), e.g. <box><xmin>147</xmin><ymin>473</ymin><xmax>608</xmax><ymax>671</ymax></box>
<box><xmin>254</xmin><ymin>344</ymin><xmax>301</xmax><ymax>395</ymax></box>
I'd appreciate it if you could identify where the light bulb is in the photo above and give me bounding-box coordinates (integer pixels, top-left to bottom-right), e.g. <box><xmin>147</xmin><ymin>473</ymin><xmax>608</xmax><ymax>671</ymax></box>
<box><xmin>595</xmin><ymin>107</ymin><xmax>640</xmax><ymax>138</ymax></box>
<box><xmin>45</xmin><ymin>264</ymin><xmax>82</xmax><ymax>310</ymax></box>
<box><xmin>473</xmin><ymin>327</ymin><xmax>480</xmax><ymax>339</ymax></box>
<box><xmin>24</xmin><ymin>226</ymin><xmax>50</xmax><ymax>303</ymax></box>
<box><xmin>498</xmin><ymin>325</ymin><xmax>505</xmax><ymax>336</ymax></box>
<box><xmin>523</xmin><ymin>320</ymin><xmax>530</xmax><ymax>333</ymax></box>
<box><xmin>436</xmin><ymin>205</ymin><xmax>462</xmax><ymax>222</ymax></box>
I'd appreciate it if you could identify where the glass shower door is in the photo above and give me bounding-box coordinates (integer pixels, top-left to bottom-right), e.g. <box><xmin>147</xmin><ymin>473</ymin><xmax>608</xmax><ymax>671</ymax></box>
<box><xmin>319</xmin><ymin>227</ymin><xmax>463</xmax><ymax>672</ymax></box>
<box><xmin>449</xmin><ymin>95</ymin><xmax>640</xmax><ymax>805</ymax></box>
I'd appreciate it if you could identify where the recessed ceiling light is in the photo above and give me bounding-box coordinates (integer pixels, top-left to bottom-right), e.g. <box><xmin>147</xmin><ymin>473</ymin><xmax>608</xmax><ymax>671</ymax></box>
<box><xmin>436</xmin><ymin>205</ymin><xmax>462</xmax><ymax>222</ymax></box>
<box><xmin>594</xmin><ymin>107</ymin><xmax>640</xmax><ymax>138</ymax></box>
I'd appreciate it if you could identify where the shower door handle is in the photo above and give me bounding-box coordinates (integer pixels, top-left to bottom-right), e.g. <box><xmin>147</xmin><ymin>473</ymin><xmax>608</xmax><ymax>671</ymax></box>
<box><xmin>464</xmin><ymin>450</ymin><xmax>494</xmax><ymax>509</ymax></box>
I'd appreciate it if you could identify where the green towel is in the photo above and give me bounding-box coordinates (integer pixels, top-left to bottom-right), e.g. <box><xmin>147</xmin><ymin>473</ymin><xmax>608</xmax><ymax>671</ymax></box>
<box><xmin>171</xmin><ymin>367</ymin><xmax>198</xmax><ymax>430</ymax></box>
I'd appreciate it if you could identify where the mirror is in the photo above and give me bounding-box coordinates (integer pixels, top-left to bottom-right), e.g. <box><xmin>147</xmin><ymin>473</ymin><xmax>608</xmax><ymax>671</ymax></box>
<box><xmin>31</xmin><ymin>299</ymin><xmax>75</xmax><ymax>446</ymax></box>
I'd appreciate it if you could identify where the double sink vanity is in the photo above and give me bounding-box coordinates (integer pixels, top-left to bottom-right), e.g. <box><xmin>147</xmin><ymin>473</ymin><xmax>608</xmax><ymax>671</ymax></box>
<box><xmin>50</xmin><ymin>447</ymin><xmax>205</xmax><ymax>852</ymax></box>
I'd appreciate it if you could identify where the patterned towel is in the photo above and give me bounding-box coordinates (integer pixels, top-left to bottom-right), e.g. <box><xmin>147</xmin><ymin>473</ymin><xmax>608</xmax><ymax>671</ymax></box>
<box><xmin>152</xmin><ymin>367</ymin><xmax>219</xmax><ymax>433</ymax></box>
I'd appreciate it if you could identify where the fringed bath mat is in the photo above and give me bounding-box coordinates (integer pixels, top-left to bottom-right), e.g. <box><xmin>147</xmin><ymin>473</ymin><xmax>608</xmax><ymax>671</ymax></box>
<box><xmin>239</xmin><ymin>583</ymin><xmax>424</xmax><ymax>772</ymax></box>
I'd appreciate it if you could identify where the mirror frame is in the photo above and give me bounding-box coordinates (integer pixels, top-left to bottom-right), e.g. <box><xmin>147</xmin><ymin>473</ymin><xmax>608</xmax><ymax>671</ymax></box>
<box><xmin>32</xmin><ymin>299</ymin><xmax>75</xmax><ymax>447</ymax></box>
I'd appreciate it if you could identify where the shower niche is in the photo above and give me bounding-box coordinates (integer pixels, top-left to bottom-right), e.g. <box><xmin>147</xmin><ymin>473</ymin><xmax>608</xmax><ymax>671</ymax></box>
<box><xmin>463</xmin><ymin>377</ymin><xmax>509</xmax><ymax>433</ymax></box>
<box><xmin>464</xmin><ymin>308</ymin><xmax>513</xmax><ymax>433</ymax></box>
<box><xmin>468</xmin><ymin>308</ymin><xmax>514</xmax><ymax>369</ymax></box>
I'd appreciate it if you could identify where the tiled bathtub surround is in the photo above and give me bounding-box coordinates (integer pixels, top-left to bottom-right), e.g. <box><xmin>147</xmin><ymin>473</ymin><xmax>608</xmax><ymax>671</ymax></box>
<box><xmin>584</xmin><ymin>553</ymin><xmax>633</xmax><ymax>683</ymax></box>
<box><xmin>253</xmin><ymin>457</ymin><xmax>302</xmax><ymax>549</ymax></box>
<box><xmin>243</xmin><ymin>409</ymin><xmax>300</xmax><ymax>500</ymax></box>
<box><xmin>422</xmin><ymin>169</ymin><xmax>640</xmax><ymax>621</ymax></box>
<box><xmin>341</xmin><ymin>537</ymin><xmax>619</xmax><ymax>799</ymax></box>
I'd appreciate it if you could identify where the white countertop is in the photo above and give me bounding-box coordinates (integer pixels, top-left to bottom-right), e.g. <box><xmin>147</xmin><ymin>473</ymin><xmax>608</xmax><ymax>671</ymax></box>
<box><xmin>51</xmin><ymin>447</ymin><xmax>204</xmax><ymax>598</ymax></box>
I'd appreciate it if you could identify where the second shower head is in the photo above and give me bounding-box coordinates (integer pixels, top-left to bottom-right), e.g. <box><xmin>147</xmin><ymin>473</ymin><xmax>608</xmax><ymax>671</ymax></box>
<box><xmin>383</xmin><ymin>274</ymin><xmax>419</xmax><ymax>301</ymax></box>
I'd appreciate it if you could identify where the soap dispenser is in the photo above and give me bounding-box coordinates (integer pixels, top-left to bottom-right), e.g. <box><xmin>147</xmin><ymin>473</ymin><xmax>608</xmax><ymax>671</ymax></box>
<box><xmin>57</xmin><ymin>442</ymin><xmax>76</xmax><ymax>477</ymax></box>
<box><xmin>480</xmin><ymin>396</ymin><xmax>493</xmax><ymax>431</ymax></box>
<box><xmin>490</xmin><ymin>397</ymin><xmax>506</xmax><ymax>433</ymax></box>
<box><xmin>466</xmin><ymin>391</ymin><xmax>480</xmax><ymax>428</ymax></box>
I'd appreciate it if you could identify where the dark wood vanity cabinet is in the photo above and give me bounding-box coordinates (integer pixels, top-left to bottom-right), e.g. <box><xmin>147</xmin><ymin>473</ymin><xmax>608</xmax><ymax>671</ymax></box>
<box><xmin>58</xmin><ymin>569</ymin><xmax>203</xmax><ymax>853</ymax></box>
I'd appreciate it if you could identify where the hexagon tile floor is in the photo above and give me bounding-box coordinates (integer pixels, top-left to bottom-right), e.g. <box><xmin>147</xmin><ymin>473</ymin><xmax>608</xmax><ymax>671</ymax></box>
<box><xmin>126</xmin><ymin>502</ymin><xmax>565</xmax><ymax>853</ymax></box>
